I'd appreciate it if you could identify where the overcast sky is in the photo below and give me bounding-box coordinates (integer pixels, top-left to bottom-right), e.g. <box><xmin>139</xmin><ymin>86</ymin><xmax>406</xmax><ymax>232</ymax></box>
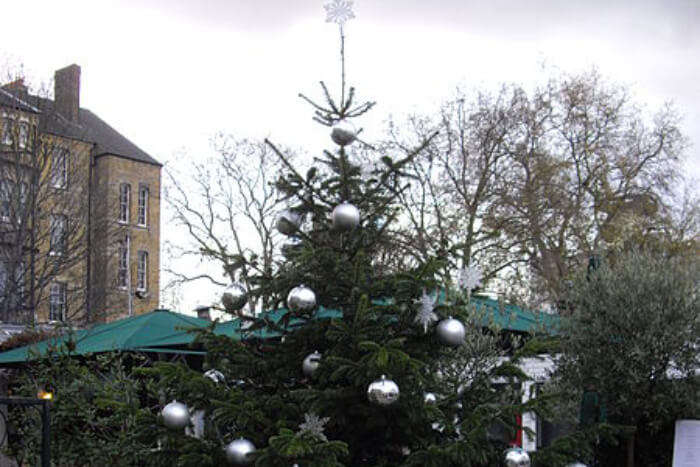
<box><xmin>1</xmin><ymin>0</ymin><xmax>698</xmax><ymax>312</ymax></box>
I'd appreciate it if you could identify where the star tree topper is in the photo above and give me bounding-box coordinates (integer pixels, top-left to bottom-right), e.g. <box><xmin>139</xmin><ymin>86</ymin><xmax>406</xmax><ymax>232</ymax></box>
<box><xmin>324</xmin><ymin>0</ymin><xmax>355</xmax><ymax>25</ymax></box>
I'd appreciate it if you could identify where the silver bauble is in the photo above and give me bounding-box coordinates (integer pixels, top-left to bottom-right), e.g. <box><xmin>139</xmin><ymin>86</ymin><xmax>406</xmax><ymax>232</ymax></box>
<box><xmin>302</xmin><ymin>351</ymin><xmax>321</xmax><ymax>377</ymax></box>
<box><xmin>367</xmin><ymin>374</ymin><xmax>400</xmax><ymax>406</ymax></box>
<box><xmin>276</xmin><ymin>209</ymin><xmax>303</xmax><ymax>236</ymax></box>
<box><xmin>222</xmin><ymin>282</ymin><xmax>248</xmax><ymax>313</ymax></box>
<box><xmin>287</xmin><ymin>284</ymin><xmax>316</xmax><ymax>312</ymax></box>
<box><xmin>332</xmin><ymin>202</ymin><xmax>360</xmax><ymax>231</ymax></box>
<box><xmin>504</xmin><ymin>448</ymin><xmax>531</xmax><ymax>467</ymax></box>
<box><xmin>330</xmin><ymin>119</ymin><xmax>357</xmax><ymax>146</ymax></box>
<box><xmin>436</xmin><ymin>316</ymin><xmax>466</xmax><ymax>346</ymax></box>
<box><xmin>161</xmin><ymin>400</ymin><xmax>189</xmax><ymax>430</ymax></box>
<box><xmin>204</xmin><ymin>369</ymin><xmax>225</xmax><ymax>384</ymax></box>
<box><xmin>566</xmin><ymin>463</ymin><xmax>588</xmax><ymax>467</ymax></box>
<box><xmin>225</xmin><ymin>438</ymin><xmax>256</xmax><ymax>465</ymax></box>
<box><xmin>423</xmin><ymin>392</ymin><xmax>437</xmax><ymax>405</ymax></box>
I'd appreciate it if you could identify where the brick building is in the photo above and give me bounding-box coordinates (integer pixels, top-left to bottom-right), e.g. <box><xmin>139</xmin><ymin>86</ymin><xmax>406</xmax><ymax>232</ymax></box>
<box><xmin>0</xmin><ymin>64</ymin><xmax>160</xmax><ymax>324</ymax></box>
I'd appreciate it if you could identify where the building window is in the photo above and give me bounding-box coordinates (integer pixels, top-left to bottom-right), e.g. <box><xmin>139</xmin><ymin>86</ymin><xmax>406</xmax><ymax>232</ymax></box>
<box><xmin>0</xmin><ymin>180</ymin><xmax>10</xmax><ymax>222</ymax></box>
<box><xmin>51</xmin><ymin>148</ymin><xmax>69</xmax><ymax>189</ymax></box>
<box><xmin>17</xmin><ymin>119</ymin><xmax>29</xmax><ymax>149</ymax></box>
<box><xmin>137</xmin><ymin>185</ymin><xmax>148</xmax><ymax>226</ymax></box>
<box><xmin>118</xmin><ymin>238</ymin><xmax>129</xmax><ymax>288</ymax></box>
<box><xmin>1</xmin><ymin>113</ymin><xmax>31</xmax><ymax>149</ymax></box>
<box><xmin>119</xmin><ymin>183</ymin><xmax>130</xmax><ymax>223</ymax></box>
<box><xmin>49</xmin><ymin>282</ymin><xmax>66</xmax><ymax>321</ymax></box>
<box><xmin>50</xmin><ymin>214</ymin><xmax>66</xmax><ymax>254</ymax></box>
<box><xmin>2</xmin><ymin>112</ymin><xmax>13</xmax><ymax>146</ymax></box>
<box><xmin>0</xmin><ymin>262</ymin><xmax>7</xmax><ymax>297</ymax></box>
<box><xmin>137</xmin><ymin>250</ymin><xmax>148</xmax><ymax>291</ymax></box>
<box><xmin>19</xmin><ymin>182</ymin><xmax>28</xmax><ymax>215</ymax></box>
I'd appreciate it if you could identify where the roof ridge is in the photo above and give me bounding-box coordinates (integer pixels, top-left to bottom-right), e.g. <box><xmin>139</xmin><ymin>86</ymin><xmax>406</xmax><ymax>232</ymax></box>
<box><xmin>0</xmin><ymin>88</ymin><xmax>41</xmax><ymax>113</ymax></box>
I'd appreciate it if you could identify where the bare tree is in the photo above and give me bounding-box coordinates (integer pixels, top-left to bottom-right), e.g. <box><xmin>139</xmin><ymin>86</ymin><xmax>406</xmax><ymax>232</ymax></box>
<box><xmin>386</xmin><ymin>70</ymin><xmax>695</xmax><ymax>309</ymax></box>
<box><xmin>164</xmin><ymin>135</ymin><xmax>293</xmax><ymax>312</ymax></box>
<box><xmin>0</xmin><ymin>83</ymin><xmax>90</xmax><ymax>324</ymax></box>
<box><xmin>0</xmin><ymin>68</ymin><xmax>127</xmax><ymax>325</ymax></box>
<box><xmin>386</xmin><ymin>88</ymin><xmax>530</xmax><ymax>296</ymax></box>
<box><xmin>491</xmin><ymin>70</ymin><xmax>690</xmax><ymax>306</ymax></box>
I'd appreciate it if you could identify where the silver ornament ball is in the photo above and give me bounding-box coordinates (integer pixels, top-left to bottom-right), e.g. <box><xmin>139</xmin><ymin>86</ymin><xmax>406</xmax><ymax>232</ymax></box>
<box><xmin>225</xmin><ymin>438</ymin><xmax>256</xmax><ymax>465</ymax></box>
<box><xmin>204</xmin><ymin>369</ymin><xmax>225</xmax><ymax>384</ymax></box>
<box><xmin>330</xmin><ymin>119</ymin><xmax>357</xmax><ymax>146</ymax></box>
<box><xmin>566</xmin><ymin>463</ymin><xmax>588</xmax><ymax>467</ymax></box>
<box><xmin>161</xmin><ymin>400</ymin><xmax>189</xmax><ymax>430</ymax></box>
<box><xmin>423</xmin><ymin>392</ymin><xmax>437</xmax><ymax>405</ymax></box>
<box><xmin>367</xmin><ymin>374</ymin><xmax>400</xmax><ymax>406</ymax></box>
<box><xmin>332</xmin><ymin>202</ymin><xmax>360</xmax><ymax>231</ymax></box>
<box><xmin>276</xmin><ymin>209</ymin><xmax>303</xmax><ymax>236</ymax></box>
<box><xmin>287</xmin><ymin>284</ymin><xmax>316</xmax><ymax>312</ymax></box>
<box><xmin>436</xmin><ymin>316</ymin><xmax>466</xmax><ymax>346</ymax></box>
<box><xmin>222</xmin><ymin>282</ymin><xmax>248</xmax><ymax>313</ymax></box>
<box><xmin>302</xmin><ymin>350</ymin><xmax>322</xmax><ymax>377</ymax></box>
<box><xmin>504</xmin><ymin>448</ymin><xmax>531</xmax><ymax>467</ymax></box>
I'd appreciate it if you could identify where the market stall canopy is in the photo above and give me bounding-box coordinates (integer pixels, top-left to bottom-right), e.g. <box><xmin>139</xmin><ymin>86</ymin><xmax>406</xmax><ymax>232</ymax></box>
<box><xmin>0</xmin><ymin>297</ymin><xmax>558</xmax><ymax>365</ymax></box>
<box><xmin>0</xmin><ymin>310</ymin><xmax>211</xmax><ymax>364</ymax></box>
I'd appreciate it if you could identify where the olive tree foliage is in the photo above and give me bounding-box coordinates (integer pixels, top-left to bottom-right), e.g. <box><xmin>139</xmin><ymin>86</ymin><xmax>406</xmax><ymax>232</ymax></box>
<box><xmin>164</xmin><ymin>135</ymin><xmax>294</xmax><ymax>312</ymax></box>
<box><xmin>387</xmin><ymin>70</ymin><xmax>693</xmax><ymax>309</ymax></box>
<box><xmin>555</xmin><ymin>250</ymin><xmax>699</xmax><ymax>466</ymax></box>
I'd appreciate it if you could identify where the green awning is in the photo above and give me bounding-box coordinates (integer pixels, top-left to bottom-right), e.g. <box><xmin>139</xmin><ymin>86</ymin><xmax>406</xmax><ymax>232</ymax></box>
<box><xmin>0</xmin><ymin>310</ymin><xmax>211</xmax><ymax>364</ymax></box>
<box><xmin>0</xmin><ymin>298</ymin><xmax>558</xmax><ymax>365</ymax></box>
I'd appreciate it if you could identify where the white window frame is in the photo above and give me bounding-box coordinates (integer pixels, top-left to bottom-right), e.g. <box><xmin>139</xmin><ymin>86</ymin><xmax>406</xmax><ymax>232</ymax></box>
<box><xmin>118</xmin><ymin>238</ymin><xmax>129</xmax><ymax>288</ymax></box>
<box><xmin>50</xmin><ymin>214</ymin><xmax>67</xmax><ymax>255</ymax></box>
<box><xmin>17</xmin><ymin>118</ymin><xmax>29</xmax><ymax>149</ymax></box>
<box><xmin>118</xmin><ymin>183</ymin><xmax>130</xmax><ymax>223</ymax></box>
<box><xmin>137</xmin><ymin>185</ymin><xmax>148</xmax><ymax>226</ymax></box>
<box><xmin>49</xmin><ymin>282</ymin><xmax>66</xmax><ymax>321</ymax></box>
<box><xmin>51</xmin><ymin>147</ymin><xmax>69</xmax><ymax>189</ymax></box>
<box><xmin>1</xmin><ymin>112</ymin><xmax>13</xmax><ymax>146</ymax></box>
<box><xmin>0</xmin><ymin>262</ymin><xmax>7</xmax><ymax>297</ymax></box>
<box><xmin>0</xmin><ymin>180</ymin><xmax>10</xmax><ymax>222</ymax></box>
<box><xmin>136</xmin><ymin>250</ymin><xmax>148</xmax><ymax>291</ymax></box>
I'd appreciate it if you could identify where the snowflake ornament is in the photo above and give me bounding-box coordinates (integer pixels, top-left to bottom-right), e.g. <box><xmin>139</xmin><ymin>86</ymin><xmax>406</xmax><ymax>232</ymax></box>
<box><xmin>458</xmin><ymin>265</ymin><xmax>483</xmax><ymax>293</ymax></box>
<box><xmin>299</xmin><ymin>412</ymin><xmax>330</xmax><ymax>442</ymax></box>
<box><xmin>324</xmin><ymin>0</ymin><xmax>355</xmax><ymax>25</ymax></box>
<box><xmin>414</xmin><ymin>288</ymin><xmax>439</xmax><ymax>333</ymax></box>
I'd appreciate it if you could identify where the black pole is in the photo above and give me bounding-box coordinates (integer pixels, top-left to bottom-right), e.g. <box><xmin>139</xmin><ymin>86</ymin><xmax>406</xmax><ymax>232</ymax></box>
<box><xmin>41</xmin><ymin>400</ymin><xmax>50</xmax><ymax>467</ymax></box>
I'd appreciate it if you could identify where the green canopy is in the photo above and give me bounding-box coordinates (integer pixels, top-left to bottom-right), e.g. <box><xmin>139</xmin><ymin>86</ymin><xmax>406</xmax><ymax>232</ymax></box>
<box><xmin>0</xmin><ymin>297</ymin><xmax>558</xmax><ymax>365</ymax></box>
<box><xmin>0</xmin><ymin>309</ymin><xmax>211</xmax><ymax>364</ymax></box>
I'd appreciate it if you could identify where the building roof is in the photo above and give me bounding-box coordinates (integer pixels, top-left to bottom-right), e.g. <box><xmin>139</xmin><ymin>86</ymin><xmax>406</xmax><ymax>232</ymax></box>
<box><xmin>0</xmin><ymin>90</ymin><xmax>161</xmax><ymax>167</ymax></box>
<box><xmin>0</xmin><ymin>88</ymin><xmax>39</xmax><ymax>114</ymax></box>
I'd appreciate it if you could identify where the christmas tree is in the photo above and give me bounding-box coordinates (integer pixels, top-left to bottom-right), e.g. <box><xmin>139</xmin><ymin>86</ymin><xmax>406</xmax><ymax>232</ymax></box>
<box><xmin>148</xmin><ymin>3</ymin><xmax>544</xmax><ymax>466</ymax></box>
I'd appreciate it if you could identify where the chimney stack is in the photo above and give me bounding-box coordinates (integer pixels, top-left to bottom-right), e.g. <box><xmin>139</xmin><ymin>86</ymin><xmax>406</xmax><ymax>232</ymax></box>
<box><xmin>194</xmin><ymin>305</ymin><xmax>211</xmax><ymax>321</ymax></box>
<box><xmin>54</xmin><ymin>64</ymin><xmax>81</xmax><ymax>123</ymax></box>
<box><xmin>1</xmin><ymin>78</ymin><xmax>29</xmax><ymax>101</ymax></box>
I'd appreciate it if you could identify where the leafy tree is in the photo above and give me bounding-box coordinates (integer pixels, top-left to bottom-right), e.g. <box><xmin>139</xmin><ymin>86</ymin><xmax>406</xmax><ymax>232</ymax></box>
<box><xmin>554</xmin><ymin>250</ymin><xmax>700</xmax><ymax>466</ymax></box>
